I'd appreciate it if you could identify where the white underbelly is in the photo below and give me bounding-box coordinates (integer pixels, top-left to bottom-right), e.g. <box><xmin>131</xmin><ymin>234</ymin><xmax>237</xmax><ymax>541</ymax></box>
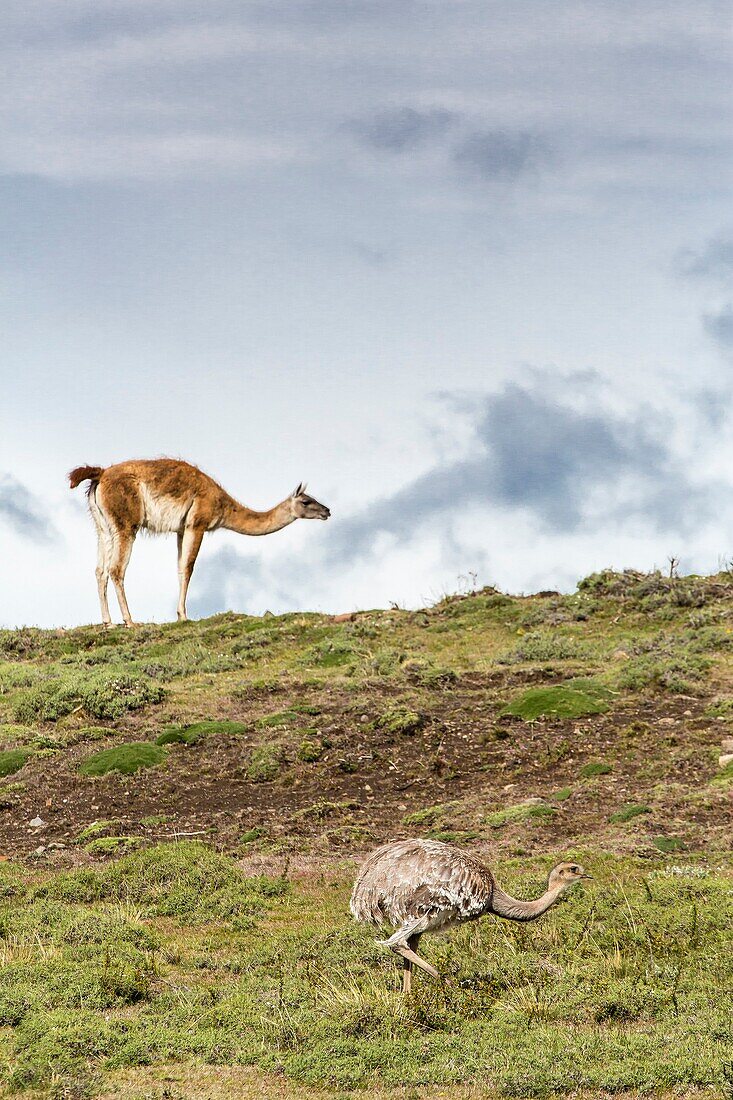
<box><xmin>139</xmin><ymin>487</ymin><xmax>192</xmax><ymax>534</ymax></box>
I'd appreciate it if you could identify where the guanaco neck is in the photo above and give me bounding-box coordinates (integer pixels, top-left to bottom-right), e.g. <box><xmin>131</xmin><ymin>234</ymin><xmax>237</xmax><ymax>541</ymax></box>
<box><xmin>488</xmin><ymin>881</ymin><xmax>565</xmax><ymax>923</ymax></box>
<box><xmin>222</xmin><ymin>497</ymin><xmax>295</xmax><ymax>536</ymax></box>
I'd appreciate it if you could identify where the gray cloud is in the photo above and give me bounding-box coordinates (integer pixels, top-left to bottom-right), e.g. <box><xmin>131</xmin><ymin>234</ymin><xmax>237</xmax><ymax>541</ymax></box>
<box><xmin>0</xmin><ymin>476</ymin><xmax>57</xmax><ymax>543</ymax></box>
<box><xmin>703</xmin><ymin>304</ymin><xmax>733</xmax><ymax>348</ymax></box>
<box><xmin>349</xmin><ymin>107</ymin><xmax>455</xmax><ymax>152</ymax></box>
<box><xmin>453</xmin><ymin>130</ymin><xmax>549</xmax><ymax>181</ymax></box>
<box><xmin>678</xmin><ymin>235</ymin><xmax>733</xmax><ymax>283</ymax></box>
<box><xmin>323</xmin><ymin>376</ymin><xmax>721</xmax><ymax>563</ymax></box>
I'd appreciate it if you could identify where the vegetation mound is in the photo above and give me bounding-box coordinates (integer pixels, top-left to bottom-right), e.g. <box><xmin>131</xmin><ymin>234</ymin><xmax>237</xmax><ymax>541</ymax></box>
<box><xmin>500</xmin><ymin>680</ymin><xmax>610</xmax><ymax>720</ymax></box>
<box><xmin>0</xmin><ymin>748</ymin><xmax>30</xmax><ymax>777</ymax></box>
<box><xmin>156</xmin><ymin>719</ymin><xmax>246</xmax><ymax>746</ymax></box>
<box><xmin>79</xmin><ymin>742</ymin><xmax>167</xmax><ymax>776</ymax></box>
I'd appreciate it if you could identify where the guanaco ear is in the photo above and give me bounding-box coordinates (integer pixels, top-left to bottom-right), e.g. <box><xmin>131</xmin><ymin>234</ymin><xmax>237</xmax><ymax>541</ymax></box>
<box><xmin>292</xmin><ymin>482</ymin><xmax>306</xmax><ymax>497</ymax></box>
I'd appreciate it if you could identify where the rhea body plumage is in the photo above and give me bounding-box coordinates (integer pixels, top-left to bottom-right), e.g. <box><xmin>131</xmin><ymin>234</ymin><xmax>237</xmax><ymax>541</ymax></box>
<box><xmin>350</xmin><ymin>838</ymin><xmax>590</xmax><ymax>991</ymax></box>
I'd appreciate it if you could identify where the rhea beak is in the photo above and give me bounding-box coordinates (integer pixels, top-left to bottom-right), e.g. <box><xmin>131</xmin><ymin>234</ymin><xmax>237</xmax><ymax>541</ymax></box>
<box><xmin>581</xmin><ymin>873</ymin><xmax>593</xmax><ymax>880</ymax></box>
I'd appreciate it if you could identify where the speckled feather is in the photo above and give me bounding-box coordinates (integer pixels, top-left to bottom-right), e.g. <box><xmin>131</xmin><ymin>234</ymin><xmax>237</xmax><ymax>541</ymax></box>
<box><xmin>350</xmin><ymin>838</ymin><xmax>495</xmax><ymax>932</ymax></box>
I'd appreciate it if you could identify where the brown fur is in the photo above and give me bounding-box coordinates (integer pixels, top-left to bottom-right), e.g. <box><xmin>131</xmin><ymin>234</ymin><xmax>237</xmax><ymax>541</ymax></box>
<box><xmin>70</xmin><ymin>458</ymin><xmax>330</xmax><ymax>626</ymax></box>
<box><xmin>68</xmin><ymin>465</ymin><xmax>104</xmax><ymax>490</ymax></box>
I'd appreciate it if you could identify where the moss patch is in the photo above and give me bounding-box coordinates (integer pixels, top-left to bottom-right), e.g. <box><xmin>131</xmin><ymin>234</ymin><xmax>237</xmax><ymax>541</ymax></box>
<box><xmin>156</xmin><ymin>720</ymin><xmax>246</xmax><ymax>746</ymax></box>
<box><xmin>79</xmin><ymin>743</ymin><xmax>167</xmax><ymax>777</ymax></box>
<box><xmin>580</xmin><ymin>761</ymin><xmax>613</xmax><ymax>778</ymax></box>
<box><xmin>500</xmin><ymin>680</ymin><xmax>611</xmax><ymax>721</ymax></box>
<box><xmin>0</xmin><ymin>748</ymin><xmax>31</xmax><ymax>777</ymax></box>
<box><xmin>610</xmin><ymin>803</ymin><xmax>651</xmax><ymax>824</ymax></box>
<box><xmin>486</xmin><ymin>802</ymin><xmax>556</xmax><ymax>828</ymax></box>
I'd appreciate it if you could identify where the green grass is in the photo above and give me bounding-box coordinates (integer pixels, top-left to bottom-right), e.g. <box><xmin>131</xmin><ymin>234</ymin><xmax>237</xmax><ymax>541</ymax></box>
<box><xmin>500</xmin><ymin>680</ymin><xmax>611</xmax><ymax>721</ymax></box>
<box><xmin>79</xmin><ymin>742</ymin><xmax>167</xmax><ymax>777</ymax></box>
<box><xmin>0</xmin><ymin>847</ymin><xmax>728</xmax><ymax>1095</ymax></box>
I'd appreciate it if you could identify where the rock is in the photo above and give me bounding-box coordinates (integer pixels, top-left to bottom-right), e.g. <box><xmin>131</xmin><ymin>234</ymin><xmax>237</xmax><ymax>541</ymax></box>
<box><xmin>34</xmin><ymin>846</ymin><xmax>46</xmax><ymax>855</ymax></box>
<box><xmin>47</xmin><ymin>841</ymin><xmax>66</xmax><ymax>850</ymax></box>
<box><xmin>719</xmin><ymin>753</ymin><xmax>733</xmax><ymax>769</ymax></box>
<box><xmin>332</xmin><ymin>612</ymin><xmax>356</xmax><ymax>623</ymax></box>
<box><xmin>612</xmin><ymin>649</ymin><xmax>630</xmax><ymax>660</ymax></box>
<box><xmin>683</xmin><ymin>710</ymin><xmax>693</xmax><ymax>717</ymax></box>
<box><xmin>721</xmin><ymin>738</ymin><xmax>733</xmax><ymax>754</ymax></box>
<box><xmin>658</xmin><ymin>718</ymin><xmax>676</xmax><ymax>727</ymax></box>
<box><xmin>29</xmin><ymin>817</ymin><xmax>46</xmax><ymax>828</ymax></box>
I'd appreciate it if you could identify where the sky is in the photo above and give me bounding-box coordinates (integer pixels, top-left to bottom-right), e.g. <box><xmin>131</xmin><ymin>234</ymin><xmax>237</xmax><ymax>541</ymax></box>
<box><xmin>1</xmin><ymin>0</ymin><xmax>732</xmax><ymax>627</ymax></box>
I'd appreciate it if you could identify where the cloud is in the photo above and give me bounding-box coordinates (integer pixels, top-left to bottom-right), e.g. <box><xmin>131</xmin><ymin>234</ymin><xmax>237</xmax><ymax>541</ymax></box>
<box><xmin>703</xmin><ymin>304</ymin><xmax>733</xmax><ymax>349</ymax></box>
<box><xmin>187</xmin><ymin>545</ymin><xmax>298</xmax><ymax>619</ymax></box>
<box><xmin>349</xmin><ymin>107</ymin><xmax>455</xmax><ymax>152</ymax></box>
<box><xmin>323</xmin><ymin>375</ymin><xmax>722</xmax><ymax>564</ymax></box>
<box><xmin>0</xmin><ymin>476</ymin><xmax>57</xmax><ymax>543</ymax></box>
<box><xmin>678</xmin><ymin>235</ymin><xmax>733</xmax><ymax>283</ymax></box>
<box><xmin>452</xmin><ymin>130</ymin><xmax>549</xmax><ymax>181</ymax></box>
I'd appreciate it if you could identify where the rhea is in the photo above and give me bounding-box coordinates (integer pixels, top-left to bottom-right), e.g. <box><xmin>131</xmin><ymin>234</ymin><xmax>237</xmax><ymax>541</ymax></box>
<box><xmin>350</xmin><ymin>838</ymin><xmax>591</xmax><ymax>992</ymax></box>
<box><xmin>69</xmin><ymin>459</ymin><xmax>330</xmax><ymax>627</ymax></box>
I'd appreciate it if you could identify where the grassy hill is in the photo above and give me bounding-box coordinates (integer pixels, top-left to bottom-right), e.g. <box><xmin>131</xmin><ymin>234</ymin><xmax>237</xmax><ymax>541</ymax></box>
<box><xmin>0</xmin><ymin>571</ymin><xmax>730</xmax><ymax>1097</ymax></box>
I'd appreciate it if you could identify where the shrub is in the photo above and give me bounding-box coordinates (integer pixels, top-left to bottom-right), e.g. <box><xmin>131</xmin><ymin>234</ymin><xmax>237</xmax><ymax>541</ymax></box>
<box><xmin>497</xmin><ymin>631</ymin><xmax>595</xmax><ymax>665</ymax></box>
<box><xmin>374</xmin><ymin>708</ymin><xmax>425</xmax><ymax>736</ymax></box>
<box><xmin>402</xmin><ymin>661</ymin><xmax>457</xmax><ymax>687</ymax></box>
<box><xmin>297</xmin><ymin>738</ymin><xmax>323</xmax><ymax>762</ymax></box>
<box><xmin>13</xmin><ymin>671</ymin><xmax>165</xmax><ymax>724</ymax></box>
<box><xmin>246</xmin><ymin>745</ymin><xmax>282</xmax><ymax>782</ymax></box>
<box><xmin>79</xmin><ymin>743</ymin><xmax>167</xmax><ymax>777</ymax></box>
<box><xmin>617</xmin><ymin>653</ymin><xmax>709</xmax><ymax>694</ymax></box>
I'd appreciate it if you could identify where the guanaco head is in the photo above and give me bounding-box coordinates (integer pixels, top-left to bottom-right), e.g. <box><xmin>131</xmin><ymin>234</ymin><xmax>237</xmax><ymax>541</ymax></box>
<box><xmin>548</xmin><ymin>862</ymin><xmax>592</xmax><ymax>891</ymax></box>
<box><xmin>290</xmin><ymin>483</ymin><xmax>330</xmax><ymax>521</ymax></box>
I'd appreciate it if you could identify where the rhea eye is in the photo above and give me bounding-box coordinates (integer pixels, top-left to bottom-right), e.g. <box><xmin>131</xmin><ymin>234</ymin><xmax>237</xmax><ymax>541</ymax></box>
<box><xmin>570</xmin><ymin>865</ymin><xmax>579</xmax><ymax>873</ymax></box>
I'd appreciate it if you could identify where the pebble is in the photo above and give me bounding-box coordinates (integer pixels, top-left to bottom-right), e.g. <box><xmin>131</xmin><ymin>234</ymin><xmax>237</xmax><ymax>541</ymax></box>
<box><xmin>29</xmin><ymin>817</ymin><xmax>45</xmax><ymax>828</ymax></box>
<box><xmin>721</xmin><ymin>738</ymin><xmax>733</xmax><ymax>754</ymax></box>
<box><xmin>719</xmin><ymin>753</ymin><xmax>733</xmax><ymax>769</ymax></box>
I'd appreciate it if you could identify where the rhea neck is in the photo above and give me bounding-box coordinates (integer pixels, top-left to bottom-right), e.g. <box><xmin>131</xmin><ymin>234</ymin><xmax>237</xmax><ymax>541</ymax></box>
<box><xmin>488</xmin><ymin>880</ymin><xmax>566</xmax><ymax>923</ymax></box>
<box><xmin>222</xmin><ymin>496</ymin><xmax>296</xmax><ymax>536</ymax></box>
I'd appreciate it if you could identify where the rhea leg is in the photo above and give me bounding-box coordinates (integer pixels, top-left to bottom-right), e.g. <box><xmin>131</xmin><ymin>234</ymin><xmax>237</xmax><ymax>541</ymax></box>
<box><xmin>176</xmin><ymin>526</ymin><xmax>204</xmax><ymax>621</ymax></box>
<box><xmin>381</xmin><ymin>922</ymin><xmax>439</xmax><ymax>984</ymax></box>
<box><xmin>402</xmin><ymin>933</ymin><xmax>422</xmax><ymax>993</ymax></box>
<box><xmin>109</xmin><ymin>531</ymin><xmax>136</xmax><ymax>627</ymax></box>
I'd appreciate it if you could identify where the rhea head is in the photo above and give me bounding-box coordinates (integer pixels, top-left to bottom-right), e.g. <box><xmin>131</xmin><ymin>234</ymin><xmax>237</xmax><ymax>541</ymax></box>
<box><xmin>290</xmin><ymin>483</ymin><xmax>331</xmax><ymax>521</ymax></box>
<box><xmin>548</xmin><ymin>862</ymin><xmax>592</xmax><ymax>892</ymax></box>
